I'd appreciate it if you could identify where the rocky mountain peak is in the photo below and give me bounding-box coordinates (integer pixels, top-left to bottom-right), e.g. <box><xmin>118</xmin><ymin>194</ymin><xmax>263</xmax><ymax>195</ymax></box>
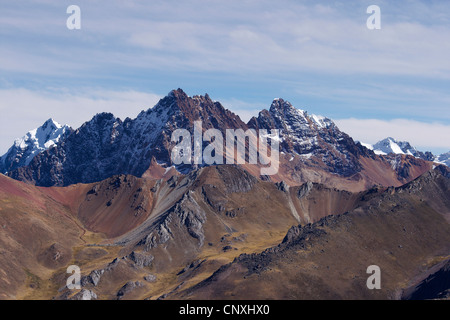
<box><xmin>258</xmin><ymin>97</ymin><xmax>335</xmax><ymax>133</ymax></box>
<box><xmin>269</xmin><ymin>98</ymin><xmax>295</xmax><ymax>112</ymax></box>
<box><xmin>87</xmin><ymin>112</ymin><xmax>118</xmax><ymax>126</ymax></box>
<box><xmin>268</xmin><ymin>98</ymin><xmax>307</xmax><ymax>126</ymax></box>
<box><xmin>168</xmin><ymin>88</ymin><xmax>187</xmax><ymax>99</ymax></box>
<box><xmin>436</xmin><ymin>152</ymin><xmax>450</xmax><ymax>167</ymax></box>
<box><xmin>6</xmin><ymin>90</ymin><xmax>249</xmax><ymax>186</ymax></box>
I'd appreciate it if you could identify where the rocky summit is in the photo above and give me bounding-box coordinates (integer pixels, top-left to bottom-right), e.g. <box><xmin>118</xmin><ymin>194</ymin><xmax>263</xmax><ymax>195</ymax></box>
<box><xmin>7</xmin><ymin>89</ymin><xmax>247</xmax><ymax>186</ymax></box>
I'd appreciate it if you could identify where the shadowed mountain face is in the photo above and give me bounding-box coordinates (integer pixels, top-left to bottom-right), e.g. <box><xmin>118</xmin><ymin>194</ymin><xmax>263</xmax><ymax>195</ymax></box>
<box><xmin>401</xmin><ymin>259</ymin><xmax>450</xmax><ymax>300</ymax></box>
<box><xmin>0</xmin><ymin>164</ymin><xmax>449</xmax><ymax>300</ymax></box>
<box><xmin>6</xmin><ymin>89</ymin><xmax>433</xmax><ymax>190</ymax></box>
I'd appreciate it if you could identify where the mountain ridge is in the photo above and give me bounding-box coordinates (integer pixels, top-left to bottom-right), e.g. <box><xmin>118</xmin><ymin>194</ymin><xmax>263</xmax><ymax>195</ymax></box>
<box><xmin>361</xmin><ymin>137</ymin><xmax>448</xmax><ymax>166</ymax></box>
<box><xmin>7</xmin><ymin>89</ymin><xmax>249</xmax><ymax>186</ymax></box>
<box><xmin>6</xmin><ymin>89</ymin><xmax>435</xmax><ymax>191</ymax></box>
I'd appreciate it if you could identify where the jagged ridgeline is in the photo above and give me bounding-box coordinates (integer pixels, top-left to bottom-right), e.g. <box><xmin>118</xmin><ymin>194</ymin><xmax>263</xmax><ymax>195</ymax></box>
<box><xmin>6</xmin><ymin>89</ymin><xmax>435</xmax><ymax>191</ymax></box>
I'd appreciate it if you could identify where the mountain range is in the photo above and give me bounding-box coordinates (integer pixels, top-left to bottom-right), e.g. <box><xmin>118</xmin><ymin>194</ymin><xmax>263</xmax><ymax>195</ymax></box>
<box><xmin>4</xmin><ymin>113</ymin><xmax>447</xmax><ymax>182</ymax></box>
<box><xmin>2</xmin><ymin>89</ymin><xmax>442</xmax><ymax>191</ymax></box>
<box><xmin>0</xmin><ymin>88</ymin><xmax>449</xmax><ymax>300</ymax></box>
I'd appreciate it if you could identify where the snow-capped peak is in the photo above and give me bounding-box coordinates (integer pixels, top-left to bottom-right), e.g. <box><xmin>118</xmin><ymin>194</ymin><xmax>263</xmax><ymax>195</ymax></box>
<box><xmin>310</xmin><ymin>113</ymin><xmax>333</xmax><ymax>129</ymax></box>
<box><xmin>361</xmin><ymin>137</ymin><xmax>436</xmax><ymax>162</ymax></box>
<box><xmin>0</xmin><ymin>119</ymin><xmax>72</xmax><ymax>173</ymax></box>
<box><xmin>372</xmin><ymin>137</ymin><xmax>406</xmax><ymax>155</ymax></box>
<box><xmin>14</xmin><ymin>118</ymin><xmax>66</xmax><ymax>150</ymax></box>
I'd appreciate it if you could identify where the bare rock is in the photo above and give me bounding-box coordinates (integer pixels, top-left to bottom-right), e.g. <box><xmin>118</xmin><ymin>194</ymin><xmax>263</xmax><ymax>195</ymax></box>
<box><xmin>144</xmin><ymin>274</ymin><xmax>157</xmax><ymax>282</ymax></box>
<box><xmin>117</xmin><ymin>281</ymin><xmax>143</xmax><ymax>299</ymax></box>
<box><xmin>71</xmin><ymin>289</ymin><xmax>97</xmax><ymax>300</ymax></box>
<box><xmin>127</xmin><ymin>251</ymin><xmax>154</xmax><ymax>268</ymax></box>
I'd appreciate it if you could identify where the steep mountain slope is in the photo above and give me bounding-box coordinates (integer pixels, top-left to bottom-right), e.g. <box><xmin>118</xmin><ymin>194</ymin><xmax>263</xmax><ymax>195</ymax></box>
<box><xmin>401</xmin><ymin>258</ymin><xmax>450</xmax><ymax>300</ymax></box>
<box><xmin>0</xmin><ymin>171</ymin><xmax>164</xmax><ymax>299</ymax></box>
<box><xmin>169</xmin><ymin>166</ymin><xmax>450</xmax><ymax>300</ymax></box>
<box><xmin>0</xmin><ymin>174</ymin><xmax>87</xmax><ymax>299</ymax></box>
<box><xmin>1</xmin><ymin>164</ymin><xmax>448</xmax><ymax>300</ymax></box>
<box><xmin>7</xmin><ymin>90</ymin><xmax>434</xmax><ymax>192</ymax></box>
<box><xmin>0</xmin><ymin>119</ymin><xmax>72</xmax><ymax>174</ymax></box>
<box><xmin>77</xmin><ymin>174</ymin><xmax>157</xmax><ymax>238</ymax></box>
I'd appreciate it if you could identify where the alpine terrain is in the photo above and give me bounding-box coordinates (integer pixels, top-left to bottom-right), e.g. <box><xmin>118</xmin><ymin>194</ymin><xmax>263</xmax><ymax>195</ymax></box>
<box><xmin>0</xmin><ymin>89</ymin><xmax>448</xmax><ymax>300</ymax></box>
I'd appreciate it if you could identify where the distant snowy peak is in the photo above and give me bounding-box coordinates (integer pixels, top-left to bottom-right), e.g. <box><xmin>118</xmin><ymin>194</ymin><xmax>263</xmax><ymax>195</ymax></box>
<box><xmin>0</xmin><ymin>119</ymin><xmax>72</xmax><ymax>173</ymax></box>
<box><xmin>435</xmin><ymin>152</ymin><xmax>450</xmax><ymax>167</ymax></box>
<box><xmin>363</xmin><ymin>137</ymin><xmax>435</xmax><ymax>161</ymax></box>
<box><xmin>373</xmin><ymin>137</ymin><xmax>411</xmax><ymax>156</ymax></box>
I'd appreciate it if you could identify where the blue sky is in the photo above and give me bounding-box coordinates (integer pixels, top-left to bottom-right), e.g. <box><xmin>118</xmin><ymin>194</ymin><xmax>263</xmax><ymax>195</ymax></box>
<box><xmin>1</xmin><ymin>0</ymin><xmax>450</xmax><ymax>155</ymax></box>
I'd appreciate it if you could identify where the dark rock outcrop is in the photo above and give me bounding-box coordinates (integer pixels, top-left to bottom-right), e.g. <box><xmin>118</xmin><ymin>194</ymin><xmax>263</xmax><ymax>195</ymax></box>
<box><xmin>117</xmin><ymin>281</ymin><xmax>143</xmax><ymax>299</ymax></box>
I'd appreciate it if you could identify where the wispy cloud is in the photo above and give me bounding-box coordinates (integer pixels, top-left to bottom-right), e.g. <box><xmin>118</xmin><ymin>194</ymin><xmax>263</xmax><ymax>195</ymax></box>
<box><xmin>2</xmin><ymin>1</ymin><xmax>450</xmax><ymax>77</ymax></box>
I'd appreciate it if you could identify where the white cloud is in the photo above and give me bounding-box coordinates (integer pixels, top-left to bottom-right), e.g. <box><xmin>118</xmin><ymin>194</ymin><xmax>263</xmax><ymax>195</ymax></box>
<box><xmin>2</xmin><ymin>1</ymin><xmax>450</xmax><ymax>77</ymax></box>
<box><xmin>0</xmin><ymin>88</ymin><xmax>161</xmax><ymax>154</ymax></box>
<box><xmin>335</xmin><ymin>118</ymin><xmax>450</xmax><ymax>154</ymax></box>
<box><xmin>218</xmin><ymin>98</ymin><xmax>264</xmax><ymax>123</ymax></box>
<box><xmin>134</xmin><ymin>2</ymin><xmax>450</xmax><ymax>77</ymax></box>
